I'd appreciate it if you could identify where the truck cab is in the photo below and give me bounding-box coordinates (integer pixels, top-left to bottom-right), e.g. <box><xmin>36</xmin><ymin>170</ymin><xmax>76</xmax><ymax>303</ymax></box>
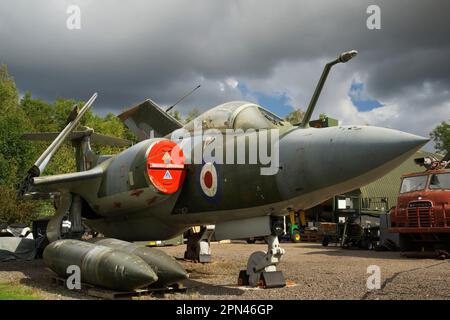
<box><xmin>389</xmin><ymin>167</ymin><xmax>450</xmax><ymax>248</ymax></box>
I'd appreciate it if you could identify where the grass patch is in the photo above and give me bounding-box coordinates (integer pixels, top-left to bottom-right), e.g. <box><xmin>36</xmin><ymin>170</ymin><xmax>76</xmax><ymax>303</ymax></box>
<box><xmin>0</xmin><ymin>282</ymin><xmax>40</xmax><ymax>300</ymax></box>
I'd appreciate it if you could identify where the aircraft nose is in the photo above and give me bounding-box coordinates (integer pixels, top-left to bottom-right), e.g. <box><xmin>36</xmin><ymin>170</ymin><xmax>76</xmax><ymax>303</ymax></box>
<box><xmin>327</xmin><ymin>126</ymin><xmax>429</xmax><ymax>173</ymax></box>
<box><xmin>277</xmin><ymin>126</ymin><xmax>429</xmax><ymax>207</ymax></box>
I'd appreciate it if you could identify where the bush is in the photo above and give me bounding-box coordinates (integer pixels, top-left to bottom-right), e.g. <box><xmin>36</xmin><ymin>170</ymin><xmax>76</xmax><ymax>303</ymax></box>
<box><xmin>0</xmin><ymin>186</ymin><xmax>40</xmax><ymax>225</ymax></box>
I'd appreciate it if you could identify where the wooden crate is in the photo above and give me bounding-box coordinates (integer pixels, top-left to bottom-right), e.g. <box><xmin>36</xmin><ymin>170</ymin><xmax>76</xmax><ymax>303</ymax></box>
<box><xmin>301</xmin><ymin>230</ymin><xmax>323</xmax><ymax>242</ymax></box>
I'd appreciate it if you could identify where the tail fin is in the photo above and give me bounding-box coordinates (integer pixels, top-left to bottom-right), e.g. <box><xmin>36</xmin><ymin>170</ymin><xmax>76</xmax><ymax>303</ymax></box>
<box><xmin>118</xmin><ymin>99</ymin><xmax>183</xmax><ymax>140</ymax></box>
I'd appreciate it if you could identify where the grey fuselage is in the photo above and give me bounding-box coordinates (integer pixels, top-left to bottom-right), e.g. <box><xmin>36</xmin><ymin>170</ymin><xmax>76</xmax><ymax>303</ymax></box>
<box><xmin>77</xmin><ymin>123</ymin><xmax>427</xmax><ymax>241</ymax></box>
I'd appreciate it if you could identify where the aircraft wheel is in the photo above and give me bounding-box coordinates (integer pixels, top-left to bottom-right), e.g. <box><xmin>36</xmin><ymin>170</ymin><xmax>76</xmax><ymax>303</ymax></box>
<box><xmin>247</xmin><ymin>251</ymin><xmax>266</xmax><ymax>287</ymax></box>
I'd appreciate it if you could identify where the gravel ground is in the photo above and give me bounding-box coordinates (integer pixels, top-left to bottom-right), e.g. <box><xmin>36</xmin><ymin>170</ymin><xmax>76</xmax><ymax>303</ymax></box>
<box><xmin>1</xmin><ymin>242</ymin><xmax>450</xmax><ymax>300</ymax></box>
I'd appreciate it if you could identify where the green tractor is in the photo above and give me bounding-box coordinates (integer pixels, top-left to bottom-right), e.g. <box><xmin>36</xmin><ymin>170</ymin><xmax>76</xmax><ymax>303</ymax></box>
<box><xmin>288</xmin><ymin>210</ymin><xmax>306</xmax><ymax>243</ymax></box>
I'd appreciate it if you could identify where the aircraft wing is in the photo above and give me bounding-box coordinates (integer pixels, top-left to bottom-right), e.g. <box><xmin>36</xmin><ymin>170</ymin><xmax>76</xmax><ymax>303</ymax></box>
<box><xmin>22</xmin><ymin>131</ymin><xmax>133</xmax><ymax>147</ymax></box>
<box><xmin>118</xmin><ymin>99</ymin><xmax>183</xmax><ymax>140</ymax></box>
<box><xmin>25</xmin><ymin>166</ymin><xmax>104</xmax><ymax>197</ymax></box>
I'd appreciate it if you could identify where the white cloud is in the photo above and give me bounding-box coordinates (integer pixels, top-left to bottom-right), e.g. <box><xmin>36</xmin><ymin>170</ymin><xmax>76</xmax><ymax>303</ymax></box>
<box><xmin>0</xmin><ymin>0</ymin><xmax>449</xmax><ymax>152</ymax></box>
<box><xmin>225</xmin><ymin>78</ymin><xmax>239</xmax><ymax>89</ymax></box>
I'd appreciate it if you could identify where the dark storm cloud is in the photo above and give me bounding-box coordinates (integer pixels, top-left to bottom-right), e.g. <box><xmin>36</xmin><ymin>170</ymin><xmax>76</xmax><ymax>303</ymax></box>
<box><xmin>0</xmin><ymin>0</ymin><xmax>449</xmax><ymax>120</ymax></box>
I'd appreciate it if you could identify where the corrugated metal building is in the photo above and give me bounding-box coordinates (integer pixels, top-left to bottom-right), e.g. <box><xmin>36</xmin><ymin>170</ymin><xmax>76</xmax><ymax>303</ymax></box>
<box><xmin>303</xmin><ymin>118</ymin><xmax>438</xmax><ymax>221</ymax></box>
<box><xmin>305</xmin><ymin>150</ymin><xmax>438</xmax><ymax>222</ymax></box>
<box><xmin>360</xmin><ymin>150</ymin><xmax>437</xmax><ymax>208</ymax></box>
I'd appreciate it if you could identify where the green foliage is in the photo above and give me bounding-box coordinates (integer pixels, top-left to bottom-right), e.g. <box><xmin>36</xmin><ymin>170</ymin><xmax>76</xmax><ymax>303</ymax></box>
<box><xmin>284</xmin><ymin>108</ymin><xmax>305</xmax><ymax>124</ymax></box>
<box><xmin>0</xmin><ymin>65</ymin><xmax>19</xmax><ymax>112</ymax></box>
<box><xmin>84</xmin><ymin>112</ymin><xmax>135</xmax><ymax>155</ymax></box>
<box><xmin>19</xmin><ymin>94</ymin><xmax>135</xmax><ymax>175</ymax></box>
<box><xmin>0</xmin><ymin>187</ymin><xmax>39</xmax><ymax>225</ymax></box>
<box><xmin>0</xmin><ymin>65</ymin><xmax>134</xmax><ymax>225</ymax></box>
<box><xmin>0</xmin><ymin>282</ymin><xmax>40</xmax><ymax>300</ymax></box>
<box><xmin>0</xmin><ymin>114</ymin><xmax>35</xmax><ymax>184</ymax></box>
<box><xmin>185</xmin><ymin>108</ymin><xmax>201</xmax><ymax>123</ymax></box>
<box><xmin>0</xmin><ymin>67</ymin><xmax>36</xmax><ymax>184</ymax></box>
<box><xmin>20</xmin><ymin>93</ymin><xmax>80</xmax><ymax>175</ymax></box>
<box><xmin>21</xmin><ymin>93</ymin><xmax>70</xmax><ymax>132</ymax></box>
<box><xmin>430</xmin><ymin>120</ymin><xmax>450</xmax><ymax>154</ymax></box>
<box><xmin>0</xmin><ymin>66</ymin><xmax>41</xmax><ymax>224</ymax></box>
<box><xmin>168</xmin><ymin>110</ymin><xmax>182</xmax><ymax>122</ymax></box>
<box><xmin>319</xmin><ymin>113</ymin><xmax>328</xmax><ymax>120</ymax></box>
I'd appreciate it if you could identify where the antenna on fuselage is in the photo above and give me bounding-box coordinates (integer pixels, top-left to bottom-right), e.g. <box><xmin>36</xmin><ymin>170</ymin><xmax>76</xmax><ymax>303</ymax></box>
<box><xmin>165</xmin><ymin>85</ymin><xmax>201</xmax><ymax>113</ymax></box>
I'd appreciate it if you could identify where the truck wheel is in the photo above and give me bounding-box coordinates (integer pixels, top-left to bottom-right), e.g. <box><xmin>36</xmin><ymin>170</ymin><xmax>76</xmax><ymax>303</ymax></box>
<box><xmin>246</xmin><ymin>239</ymin><xmax>256</xmax><ymax>244</ymax></box>
<box><xmin>291</xmin><ymin>230</ymin><xmax>301</xmax><ymax>243</ymax></box>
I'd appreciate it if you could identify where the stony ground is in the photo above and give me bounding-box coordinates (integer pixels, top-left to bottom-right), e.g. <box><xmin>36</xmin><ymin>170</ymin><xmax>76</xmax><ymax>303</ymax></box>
<box><xmin>1</xmin><ymin>242</ymin><xmax>450</xmax><ymax>300</ymax></box>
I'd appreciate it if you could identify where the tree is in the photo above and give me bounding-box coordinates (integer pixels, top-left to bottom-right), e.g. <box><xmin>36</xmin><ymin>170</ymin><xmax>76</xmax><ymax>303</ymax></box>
<box><xmin>0</xmin><ymin>66</ymin><xmax>36</xmax><ymax>183</ymax></box>
<box><xmin>0</xmin><ymin>65</ymin><xmax>19</xmax><ymax>113</ymax></box>
<box><xmin>430</xmin><ymin>120</ymin><xmax>450</xmax><ymax>154</ymax></box>
<box><xmin>20</xmin><ymin>95</ymin><xmax>135</xmax><ymax>176</ymax></box>
<box><xmin>168</xmin><ymin>110</ymin><xmax>182</xmax><ymax>122</ymax></box>
<box><xmin>0</xmin><ymin>187</ymin><xmax>38</xmax><ymax>225</ymax></box>
<box><xmin>185</xmin><ymin>108</ymin><xmax>201</xmax><ymax>123</ymax></box>
<box><xmin>284</xmin><ymin>108</ymin><xmax>305</xmax><ymax>125</ymax></box>
<box><xmin>0</xmin><ymin>65</ymin><xmax>40</xmax><ymax>224</ymax></box>
<box><xmin>0</xmin><ymin>65</ymin><xmax>136</xmax><ymax>224</ymax></box>
<box><xmin>319</xmin><ymin>113</ymin><xmax>328</xmax><ymax>120</ymax></box>
<box><xmin>20</xmin><ymin>93</ymin><xmax>78</xmax><ymax>175</ymax></box>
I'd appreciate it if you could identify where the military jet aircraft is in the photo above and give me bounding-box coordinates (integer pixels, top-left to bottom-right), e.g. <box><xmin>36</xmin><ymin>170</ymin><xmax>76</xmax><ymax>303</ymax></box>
<box><xmin>19</xmin><ymin>50</ymin><xmax>428</xmax><ymax>289</ymax></box>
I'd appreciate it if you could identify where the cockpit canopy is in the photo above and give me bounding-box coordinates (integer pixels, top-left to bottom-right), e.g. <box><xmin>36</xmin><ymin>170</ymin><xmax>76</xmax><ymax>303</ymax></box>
<box><xmin>183</xmin><ymin>101</ymin><xmax>290</xmax><ymax>131</ymax></box>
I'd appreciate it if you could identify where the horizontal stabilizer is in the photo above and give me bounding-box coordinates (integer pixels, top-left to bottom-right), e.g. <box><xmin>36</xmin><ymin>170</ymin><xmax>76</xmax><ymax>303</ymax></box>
<box><xmin>118</xmin><ymin>99</ymin><xmax>183</xmax><ymax>140</ymax></box>
<box><xmin>22</xmin><ymin>131</ymin><xmax>132</xmax><ymax>147</ymax></box>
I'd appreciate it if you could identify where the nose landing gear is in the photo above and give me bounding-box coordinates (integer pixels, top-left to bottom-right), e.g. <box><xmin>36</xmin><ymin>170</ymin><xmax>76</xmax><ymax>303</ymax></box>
<box><xmin>239</xmin><ymin>234</ymin><xmax>286</xmax><ymax>288</ymax></box>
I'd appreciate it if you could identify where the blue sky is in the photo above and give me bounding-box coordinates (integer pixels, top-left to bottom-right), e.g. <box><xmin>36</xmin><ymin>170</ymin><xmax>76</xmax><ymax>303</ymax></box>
<box><xmin>348</xmin><ymin>82</ymin><xmax>383</xmax><ymax>112</ymax></box>
<box><xmin>237</xmin><ymin>81</ymin><xmax>384</xmax><ymax>118</ymax></box>
<box><xmin>237</xmin><ymin>83</ymin><xmax>293</xmax><ymax>117</ymax></box>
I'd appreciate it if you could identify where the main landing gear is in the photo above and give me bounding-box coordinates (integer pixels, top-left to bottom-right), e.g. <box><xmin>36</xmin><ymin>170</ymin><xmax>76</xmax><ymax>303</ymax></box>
<box><xmin>47</xmin><ymin>193</ymin><xmax>85</xmax><ymax>242</ymax></box>
<box><xmin>184</xmin><ymin>225</ymin><xmax>215</xmax><ymax>263</ymax></box>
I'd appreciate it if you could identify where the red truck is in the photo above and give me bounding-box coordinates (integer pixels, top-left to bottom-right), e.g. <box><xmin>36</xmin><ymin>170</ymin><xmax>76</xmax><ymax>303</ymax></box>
<box><xmin>389</xmin><ymin>157</ymin><xmax>450</xmax><ymax>250</ymax></box>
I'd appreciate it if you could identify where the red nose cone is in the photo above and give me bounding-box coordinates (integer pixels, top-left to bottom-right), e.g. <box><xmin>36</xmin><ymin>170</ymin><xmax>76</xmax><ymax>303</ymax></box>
<box><xmin>146</xmin><ymin>140</ymin><xmax>186</xmax><ymax>194</ymax></box>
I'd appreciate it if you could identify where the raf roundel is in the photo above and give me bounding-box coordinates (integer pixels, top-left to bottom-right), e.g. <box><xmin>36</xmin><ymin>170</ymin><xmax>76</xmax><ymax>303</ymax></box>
<box><xmin>200</xmin><ymin>162</ymin><xmax>218</xmax><ymax>197</ymax></box>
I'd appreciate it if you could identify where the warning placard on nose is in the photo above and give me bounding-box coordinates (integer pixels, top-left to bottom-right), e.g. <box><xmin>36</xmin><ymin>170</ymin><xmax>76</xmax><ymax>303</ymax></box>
<box><xmin>146</xmin><ymin>140</ymin><xmax>186</xmax><ymax>194</ymax></box>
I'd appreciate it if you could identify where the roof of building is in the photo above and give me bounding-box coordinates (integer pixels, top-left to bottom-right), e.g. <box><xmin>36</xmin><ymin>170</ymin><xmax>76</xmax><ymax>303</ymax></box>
<box><xmin>360</xmin><ymin>150</ymin><xmax>439</xmax><ymax>208</ymax></box>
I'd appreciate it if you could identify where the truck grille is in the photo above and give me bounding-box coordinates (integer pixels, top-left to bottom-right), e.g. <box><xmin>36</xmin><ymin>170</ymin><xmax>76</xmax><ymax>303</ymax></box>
<box><xmin>406</xmin><ymin>201</ymin><xmax>433</xmax><ymax>227</ymax></box>
<box><xmin>391</xmin><ymin>201</ymin><xmax>450</xmax><ymax>229</ymax></box>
